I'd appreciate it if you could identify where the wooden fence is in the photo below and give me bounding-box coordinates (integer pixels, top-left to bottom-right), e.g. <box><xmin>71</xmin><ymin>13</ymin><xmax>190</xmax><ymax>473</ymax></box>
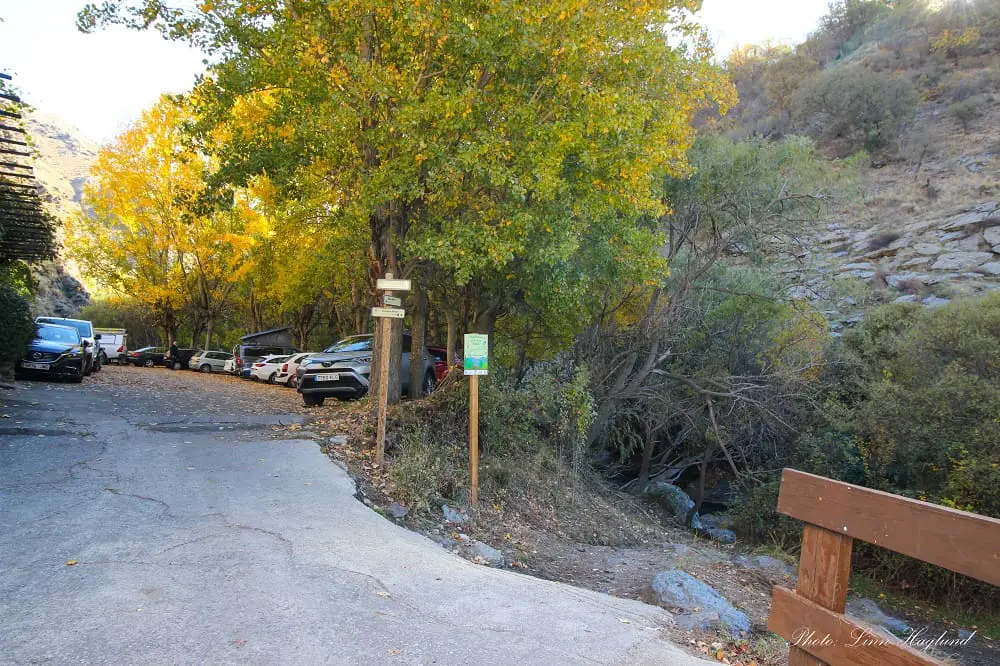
<box><xmin>767</xmin><ymin>469</ymin><xmax>1000</xmax><ymax>666</ymax></box>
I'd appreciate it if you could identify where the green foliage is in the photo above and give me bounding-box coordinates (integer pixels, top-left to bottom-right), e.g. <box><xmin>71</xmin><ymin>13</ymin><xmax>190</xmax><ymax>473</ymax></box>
<box><xmin>790</xmin><ymin>64</ymin><xmax>917</xmax><ymax>153</ymax></box>
<box><xmin>0</xmin><ymin>278</ymin><xmax>35</xmax><ymax>377</ymax></box>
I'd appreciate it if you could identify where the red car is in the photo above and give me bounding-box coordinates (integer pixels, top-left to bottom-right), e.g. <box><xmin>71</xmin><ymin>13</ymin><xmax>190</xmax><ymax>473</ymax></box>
<box><xmin>426</xmin><ymin>346</ymin><xmax>452</xmax><ymax>383</ymax></box>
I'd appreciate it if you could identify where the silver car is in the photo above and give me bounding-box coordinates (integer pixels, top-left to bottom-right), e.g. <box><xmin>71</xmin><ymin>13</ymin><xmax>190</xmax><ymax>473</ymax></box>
<box><xmin>188</xmin><ymin>350</ymin><xmax>234</xmax><ymax>373</ymax></box>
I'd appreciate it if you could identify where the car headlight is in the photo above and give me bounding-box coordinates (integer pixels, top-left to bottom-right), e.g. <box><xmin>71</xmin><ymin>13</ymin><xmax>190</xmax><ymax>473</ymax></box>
<box><xmin>353</xmin><ymin>356</ymin><xmax>372</xmax><ymax>365</ymax></box>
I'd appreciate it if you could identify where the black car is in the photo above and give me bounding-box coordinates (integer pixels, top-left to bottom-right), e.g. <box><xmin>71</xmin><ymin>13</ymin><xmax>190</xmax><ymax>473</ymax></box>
<box><xmin>15</xmin><ymin>323</ymin><xmax>86</xmax><ymax>382</ymax></box>
<box><xmin>163</xmin><ymin>348</ymin><xmax>197</xmax><ymax>370</ymax></box>
<box><xmin>127</xmin><ymin>346</ymin><xmax>167</xmax><ymax>367</ymax></box>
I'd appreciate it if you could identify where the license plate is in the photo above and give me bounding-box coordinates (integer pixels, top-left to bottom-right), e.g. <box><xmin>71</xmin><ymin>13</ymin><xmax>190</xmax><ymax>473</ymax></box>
<box><xmin>316</xmin><ymin>373</ymin><xmax>340</xmax><ymax>382</ymax></box>
<box><xmin>21</xmin><ymin>362</ymin><xmax>50</xmax><ymax>370</ymax></box>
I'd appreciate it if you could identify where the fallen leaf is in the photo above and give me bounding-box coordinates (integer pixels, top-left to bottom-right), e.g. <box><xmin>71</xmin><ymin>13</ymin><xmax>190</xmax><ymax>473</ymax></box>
<box><xmin>617</xmin><ymin>617</ymin><xmax>631</xmax><ymax>624</ymax></box>
<box><xmin>65</xmin><ymin>560</ymin><xmax>78</xmax><ymax>566</ymax></box>
<box><xmin>375</xmin><ymin>590</ymin><xmax>391</xmax><ymax>598</ymax></box>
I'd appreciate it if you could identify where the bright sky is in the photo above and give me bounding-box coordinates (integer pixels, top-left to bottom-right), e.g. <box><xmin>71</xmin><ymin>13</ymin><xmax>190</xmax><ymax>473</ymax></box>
<box><xmin>0</xmin><ymin>0</ymin><xmax>831</xmax><ymax>145</ymax></box>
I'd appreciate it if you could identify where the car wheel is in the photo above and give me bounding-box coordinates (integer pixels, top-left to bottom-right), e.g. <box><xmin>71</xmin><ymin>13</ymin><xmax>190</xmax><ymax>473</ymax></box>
<box><xmin>70</xmin><ymin>375</ymin><xmax>84</xmax><ymax>383</ymax></box>
<box><xmin>268</xmin><ymin>372</ymin><xmax>277</xmax><ymax>384</ymax></box>
<box><xmin>172</xmin><ymin>361</ymin><xmax>183</xmax><ymax>370</ymax></box>
<box><xmin>200</xmin><ymin>364</ymin><xmax>212</xmax><ymax>373</ymax></box>
<box><xmin>99</xmin><ymin>351</ymin><xmax>108</xmax><ymax>366</ymax></box>
<box><xmin>144</xmin><ymin>359</ymin><xmax>155</xmax><ymax>368</ymax></box>
<box><xmin>302</xmin><ymin>394</ymin><xmax>325</xmax><ymax>407</ymax></box>
<box><xmin>286</xmin><ymin>375</ymin><xmax>297</xmax><ymax>388</ymax></box>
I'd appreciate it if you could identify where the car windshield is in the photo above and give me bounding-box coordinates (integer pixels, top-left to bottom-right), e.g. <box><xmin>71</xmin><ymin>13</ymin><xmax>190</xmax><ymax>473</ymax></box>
<box><xmin>324</xmin><ymin>337</ymin><xmax>373</xmax><ymax>353</ymax></box>
<box><xmin>36</xmin><ymin>325</ymin><xmax>80</xmax><ymax>344</ymax></box>
<box><xmin>39</xmin><ymin>318</ymin><xmax>92</xmax><ymax>338</ymax></box>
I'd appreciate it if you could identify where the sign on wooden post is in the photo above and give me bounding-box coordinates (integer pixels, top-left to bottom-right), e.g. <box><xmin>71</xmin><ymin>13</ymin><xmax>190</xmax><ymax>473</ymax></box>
<box><xmin>373</xmin><ymin>273</ymin><xmax>410</xmax><ymax>465</ymax></box>
<box><xmin>464</xmin><ymin>334</ymin><xmax>488</xmax><ymax>506</ymax></box>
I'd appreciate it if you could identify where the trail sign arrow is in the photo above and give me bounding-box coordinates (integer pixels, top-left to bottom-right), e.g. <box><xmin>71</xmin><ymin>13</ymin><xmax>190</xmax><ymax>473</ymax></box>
<box><xmin>372</xmin><ymin>307</ymin><xmax>405</xmax><ymax>319</ymax></box>
<box><xmin>376</xmin><ymin>278</ymin><xmax>411</xmax><ymax>291</ymax></box>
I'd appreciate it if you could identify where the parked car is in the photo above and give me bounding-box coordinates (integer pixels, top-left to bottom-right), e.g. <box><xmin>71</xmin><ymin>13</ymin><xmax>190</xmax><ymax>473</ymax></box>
<box><xmin>15</xmin><ymin>323</ymin><xmax>86</xmax><ymax>383</ymax></box>
<box><xmin>276</xmin><ymin>352</ymin><xmax>314</xmax><ymax>387</ymax></box>
<box><xmin>95</xmin><ymin>328</ymin><xmax>128</xmax><ymax>365</ymax></box>
<box><xmin>249</xmin><ymin>355</ymin><xmax>289</xmax><ymax>383</ymax></box>
<box><xmin>188</xmin><ymin>350</ymin><xmax>234</xmax><ymax>373</ymax></box>
<box><xmin>223</xmin><ymin>357</ymin><xmax>237</xmax><ymax>374</ymax></box>
<box><xmin>232</xmin><ymin>344</ymin><xmax>300</xmax><ymax>379</ymax></box>
<box><xmin>128</xmin><ymin>346</ymin><xmax>167</xmax><ymax>367</ymax></box>
<box><xmin>35</xmin><ymin>317</ymin><xmax>100</xmax><ymax>375</ymax></box>
<box><xmin>426</xmin><ymin>346</ymin><xmax>452</xmax><ymax>383</ymax></box>
<box><xmin>297</xmin><ymin>334</ymin><xmax>436</xmax><ymax>406</ymax></box>
<box><xmin>163</xmin><ymin>348</ymin><xmax>197</xmax><ymax>370</ymax></box>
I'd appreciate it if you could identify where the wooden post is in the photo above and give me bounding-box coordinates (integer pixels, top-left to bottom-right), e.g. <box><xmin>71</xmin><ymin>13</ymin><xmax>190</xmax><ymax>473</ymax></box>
<box><xmin>788</xmin><ymin>525</ymin><xmax>853</xmax><ymax>666</ymax></box>
<box><xmin>374</xmin><ymin>273</ymin><xmax>394</xmax><ymax>466</ymax></box>
<box><xmin>469</xmin><ymin>374</ymin><xmax>479</xmax><ymax>506</ymax></box>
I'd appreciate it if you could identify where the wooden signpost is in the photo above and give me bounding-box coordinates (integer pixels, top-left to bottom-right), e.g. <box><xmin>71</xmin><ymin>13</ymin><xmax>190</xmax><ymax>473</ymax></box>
<box><xmin>464</xmin><ymin>334</ymin><xmax>488</xmax><ymax>506</ymax></box>
<box><xmin>373</xmin><ymin>273</ymin><xmax>408</xmax><ymax>465</ymax></box>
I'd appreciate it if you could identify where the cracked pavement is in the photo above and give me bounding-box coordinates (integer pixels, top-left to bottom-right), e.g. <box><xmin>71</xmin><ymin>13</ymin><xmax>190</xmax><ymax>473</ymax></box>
<box><xmin>0</xmin><ymin>369</ymin><xmax>708</xmax><ymax>665</ymax></box>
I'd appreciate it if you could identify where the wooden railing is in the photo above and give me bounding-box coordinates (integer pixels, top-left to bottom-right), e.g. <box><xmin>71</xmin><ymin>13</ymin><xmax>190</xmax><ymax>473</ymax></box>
<box><xmin>767</xmin><ymin>469</ymin><xmax>1000</xmax><ymax>666</ymax></box>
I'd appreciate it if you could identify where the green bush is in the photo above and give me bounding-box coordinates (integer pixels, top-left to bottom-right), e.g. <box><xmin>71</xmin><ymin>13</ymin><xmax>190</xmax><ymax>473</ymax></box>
<box><xmin>0</xmin><ymin>283</ymin><xmax>35</xmax><ymax>378</ymax></box>
<box><xmin>790</xmin><ymin>64</ymin><xmax>918</xmax><ymax>153</ymax></box>
<box><xmin>949</xmin><ymin>97</ymin><xmax>984</xmax><ymax>134</ymax></box>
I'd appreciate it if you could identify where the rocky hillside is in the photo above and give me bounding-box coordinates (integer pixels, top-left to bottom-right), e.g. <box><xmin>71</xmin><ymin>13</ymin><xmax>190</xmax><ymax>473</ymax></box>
<box><xmin>24</xmin><ymin>111</ymin><xmax>99</xmax><ymax>317</ymax></box>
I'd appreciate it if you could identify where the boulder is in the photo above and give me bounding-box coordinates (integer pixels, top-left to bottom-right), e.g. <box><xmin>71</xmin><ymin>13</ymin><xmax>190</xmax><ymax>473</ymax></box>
<box><xmin>388</xmin><ymin>502</ymin><xmax>408</xmax><ymax>519</ymax></box>
<box><xmin>650</xmin><ymin>570</ymin><xmax>751</xmax><ymax>636</ymax></box>
<box><xmin>985</xmin><ymin>226</ymin><xmax>1000</xmax><ymax>251</ymax></box>
<box><xmin>644</xmin><ymin>482</ymin><xmax>700</xmax><ymax>527</ymax></box>
<box><xmin>930</xmin><ymin>252</ymin><xmax>993</xmax><ymax>271</ymax></box>
<box><xmin>979</xmin><ymin>262</ymin><xmax>1000</xmax><ymax>276</ymax></box>
<box><xmin>470</xmin><ymin>540</ymin><xmax>505</xmax><ymax>567</ymax></box>
<box><xmin>846</xmin><ymin>597</ymin><xmax>911</xmax><ymax>638</ymax></box>
<box><xmin>442</xmin><ymin>504</ymin><xmax>470</xmax><ymax>524</ymax></box>
<box><xmin>939</xmin><ymin>202</ymin><xmax>1000</xmax><ymax>232</ymax></box>
<box><xmin>899</xmin><ymin>256</ymin><xmax>931</xmax><ymax>268</ymax></box>
<box><xmin>894</xmin><ymin>295</ymin><xmax>920</xmax><ymax>304</ymax></box>
<box><xmin>733</xmin><ymin>554</ymin><xmax>797</xmax><ymax>580</ymax></box>
<box><xmin>922</xmin><ymin>296</ymin><xmax>950</xmax><ymax>307</ymax></box>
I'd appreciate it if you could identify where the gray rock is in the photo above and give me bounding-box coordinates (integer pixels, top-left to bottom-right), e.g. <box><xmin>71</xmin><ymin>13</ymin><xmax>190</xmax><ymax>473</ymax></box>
<box><xmin>939</xmin><ymin>231</ymin><xmax>967</xmax><ymax>242</ymax></box>
<box><xmin>703</xmin><ymin>527</ymin><xmax>736</xmax><ymax>544</ymax></box>
<box><xmin>644</xmin><ymin>482</ymin><xmax>698</xmax><ymax>526</ymax></box>
<box><xmin>845</xmin><ymin>597</ymin><xmax>911</xmax><ymax>637</ymax></box>
<box><xmin>470</xmin><ymin>540</ymin><xmax>505</xmax><ymax>566</ymax></box>
<box><xmin>930</xmin><ymin>252</ymin><xmax>994</xmax><ymax>271</ymax></box>
<box><xmin>912</xmin><ymin>243</ymin><xmax>942</xmax><ymax>256</ymax></box>
<box><xmin>733</xmin><ymin>554</ymin><xmax>796</xmax><ymax>580</ymax></box>
<box><xmin>979</xmin><ymin>262</ymin><xmax>1000</xmax><ymax>276</ymax></box>
<box><xmin>442</xmin><ymin>504</ymin><xmax>470</xmax><ymax>524</ymax></box>
<box><xmin>922</xmin><ymin>296</ymin><xmax>951</xmax><ymax>307</ymax></box>
<box><xmin>388</xmin><ymin>502</ymin><xmax>408</xmax><ymax>519</ymax></box>
<box><xmin>328</xmin><ymin>435</ymin><xmax>349</xmax><ymax>446</ymax></box>
<box><xmin>837</xmin><ymin>262</ymin><xmax>875</xmax><ymax>272</ymax></box>
<box><xmin>899</xmin><ymin>256</ymin><xmax>932</xmax><ymax>268</ymax></box>
<box><xmin>894</xmin><ymin>295</ymin><xmax>920</xmax><ymax>304</ymax></box>
<box><xmin>650</xmin><ymin>570</ymin><xmax>750</xmax><ymax>636</ymax></box>
<box><xmin>984</xmin><ymin>227</ymin><xmax>1000</xmax><ymax>248</ymax></box>
<box><xmin>939</xmin><ymin>203</ymin><xmax>1000</xmax><ymax>231</ymax></box>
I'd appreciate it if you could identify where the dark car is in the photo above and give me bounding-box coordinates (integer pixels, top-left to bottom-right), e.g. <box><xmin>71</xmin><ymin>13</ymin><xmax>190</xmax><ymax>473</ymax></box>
<box><xmin>127</xmin><ymin>346</ymin><xmax>167</xmax><ymax>367</ymax></box>
<box><xmin>163</xmin><ymin>348</ymin><xmax>196</xmax><ymax>370</ymax></box>
<box><xmin>297</xmin><ymin>334</ymin><xmax>436</xmax><ymax>406</ymax></box>
<box><xmin>232</xmin><ymin>344</ymin><xmax>300</xmax><ymax>378</ymax></box>
<box><xmin>35</xmin><ymin>316</ymin><xmax>101</xmax><ymax>375</ymax></box>
<box><xmin>15</xmin><ymin>323</ymin><xmax>86</xmax><ymax>382</ymax></box>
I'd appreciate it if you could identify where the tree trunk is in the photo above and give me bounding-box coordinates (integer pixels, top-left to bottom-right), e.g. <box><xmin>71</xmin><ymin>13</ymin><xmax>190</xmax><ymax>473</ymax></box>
<box><xmin>637</xmin><ymin>420</ymin><xmax>655</xmax><ymax>491</ymax></box>
<box><xmin>446</xmin><ymin>307</ymin><xmax>458</xmax><ymax>369</ymax></box>
<box><xmin>204</xmin><ymin>317</ymin><xmax>214</xmax><ymax>351</ymax></box>
<box><xmin>408</xmin><ymin>281</ymin><xmax>428</xmax><ymax>397</ymax></box>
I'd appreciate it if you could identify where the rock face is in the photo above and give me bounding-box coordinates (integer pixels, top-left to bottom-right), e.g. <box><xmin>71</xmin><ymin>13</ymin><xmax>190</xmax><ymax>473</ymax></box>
<box><xmin>650</xmin><ymin>570</ymin><xmax>750</xmax><ymax>636</ymax></box>
<box><xmin>30</xmin><ymin>261</ymin><xmax>89</xmax><ymax>317</ymax></box>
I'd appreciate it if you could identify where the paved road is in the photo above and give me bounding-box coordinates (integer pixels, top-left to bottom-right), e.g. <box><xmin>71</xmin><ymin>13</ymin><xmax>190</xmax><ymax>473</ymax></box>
<box><xmin>0</xmin><ymin>371</ymin><xmax>708</xmax><ymax>665</ymax></box>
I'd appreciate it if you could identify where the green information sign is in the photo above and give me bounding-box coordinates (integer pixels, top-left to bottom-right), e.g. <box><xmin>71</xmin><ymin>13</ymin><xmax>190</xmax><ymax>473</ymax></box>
<box><xmin>463</xmin><ymin>334</ymin><xmax>488</xmax><ymax>376</ymax></box>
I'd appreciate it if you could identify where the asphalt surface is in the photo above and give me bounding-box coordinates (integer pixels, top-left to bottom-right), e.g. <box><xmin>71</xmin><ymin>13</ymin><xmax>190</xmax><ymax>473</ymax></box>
<box><xmin>0</xmin><ymin>370</ymin><xmax>709</xmax><ymax>665</ymax></box>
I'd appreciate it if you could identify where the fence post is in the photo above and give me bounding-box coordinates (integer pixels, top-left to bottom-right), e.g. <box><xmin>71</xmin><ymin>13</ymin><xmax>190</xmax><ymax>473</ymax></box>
<box><xmin>788</xmin><ymin>525</ymin><xmax>853</xmax><ymax>666</ymax></box>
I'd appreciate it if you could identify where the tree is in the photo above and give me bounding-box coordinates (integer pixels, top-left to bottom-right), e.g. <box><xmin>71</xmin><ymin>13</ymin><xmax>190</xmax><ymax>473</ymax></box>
<box><xmin>79</xmin><ymin>0</ymin><xmax>735</xmax><ymax>406</ymax></box>
<box><xmin>65</xmin><ymin>96</ymin><xmax>267</xmax><ymax>345</ymax></box>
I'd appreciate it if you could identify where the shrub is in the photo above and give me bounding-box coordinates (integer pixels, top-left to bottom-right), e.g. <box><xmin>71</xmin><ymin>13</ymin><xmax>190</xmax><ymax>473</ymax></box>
<box><xmin>0</xmin><ymin>283</ymin><xmax>35</xmax><ymax>378</ymax></box>
<box><xmin>949</xmin><ymin>97</ymin><xmax>984</xmax><ymax>134</ymax></box>
<box><xmin>791</xmin><ymin>64</ymin><xmax>918</xmax><ymax>153</ymax></box>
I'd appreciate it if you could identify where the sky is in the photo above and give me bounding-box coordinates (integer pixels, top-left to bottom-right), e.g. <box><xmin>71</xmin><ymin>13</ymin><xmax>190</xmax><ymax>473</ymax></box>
<box><xmin>0</xmin><ymin>0</ymin><xmax>832</xmax><ymax>145</ymax></box>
